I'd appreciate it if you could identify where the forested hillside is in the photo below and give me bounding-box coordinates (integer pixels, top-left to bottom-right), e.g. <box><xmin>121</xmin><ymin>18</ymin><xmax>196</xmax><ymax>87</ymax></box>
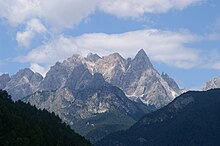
<box><xmin>0</xmin><ymin>90</ymin><xmax>91</xmax><ymax>146</ymax></box>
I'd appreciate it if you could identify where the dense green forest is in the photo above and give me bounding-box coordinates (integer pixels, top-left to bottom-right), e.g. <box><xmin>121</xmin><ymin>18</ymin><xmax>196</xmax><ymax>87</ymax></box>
<box><xmin>0</xmin><ymin>90</ymin><xmax>91</xmax><ymax>146</ymax></box>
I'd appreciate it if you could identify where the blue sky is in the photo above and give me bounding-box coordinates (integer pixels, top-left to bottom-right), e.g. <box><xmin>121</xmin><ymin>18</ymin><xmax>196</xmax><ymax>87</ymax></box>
<box><xmin>0</xmin><ymin>0</ymin><xmax>220</xmax><ymax>89</ymax></box>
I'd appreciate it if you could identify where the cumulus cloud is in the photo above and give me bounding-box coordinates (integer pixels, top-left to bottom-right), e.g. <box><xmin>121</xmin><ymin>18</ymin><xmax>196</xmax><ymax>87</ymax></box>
<box><xmin>74</xmin><ymin>29</ymin><xmax>201</xmax><ymax>69</ymax></box>
<box><xmin>0</xmin><ymin>0</ymin><xmax>201</xmax><ymax>47</ymax></box>
<box><xmin>18</xmin><ymin>35</ymin><xmax>79</xmax><ymax>65</ymax></box>
<box><xmin>0</xmin><ymin>0</ymin><xmax>203</xmax><ymax>38</ymax></box>
<box><xmin>16</xmin><ymin>18</ymin><xmax>47</xmax><ymax>48</ymax></box>
<box><xmin>17</xmin><ymin>29</ymin><xmax>203</xmax><ymax>73</ymax></box>
<box><xmin>0</xmin><ymin>0</ymin><xmax>201</xmax><ymax>28</ymax></box>
<box><xmin>0</xmin><ymin>0</ymin><xmax>98</xmax><ymax>28</ymax></box>
<box><xmin>16</xmin><ymin>31</ymin><xmax>33</xmax><ymax>48</ymax></box>
<box><xmin>99</xmin><ymin>0</ymin><xmax>201</xmax><ymax>18</ymax></box>
<box><xmin>0</xmin><ymin>0</ymin><xmax>40</xmax><ymax>26</ymax></box>
<box><xmin>0</xmin><ymin>0</ymin><xmax>99</xmax><ymax>47</ymax></box>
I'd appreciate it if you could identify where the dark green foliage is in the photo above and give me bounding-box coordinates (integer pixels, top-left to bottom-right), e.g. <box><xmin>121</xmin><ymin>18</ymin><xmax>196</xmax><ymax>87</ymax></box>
<box><xmin>0</xmin><ymin>90</ymin><xmax>91</xmax><ymax>146</ymax></box>
<box><xmin>96</xmin><ymin>89</ymin><xmax>220</xmax><ymax>146</ymax></box>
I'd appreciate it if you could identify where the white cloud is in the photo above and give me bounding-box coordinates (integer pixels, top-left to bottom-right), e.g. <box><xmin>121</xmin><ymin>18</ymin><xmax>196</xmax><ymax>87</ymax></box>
<box><xmin>27</xmin><ymin>18</ymin><xmax>47</xmax><ymax>33</ymax></box>
<box><xmin>19</xmin><ymin>35</ymin><xmax>79</xmax><ymax>65</ymax></box>
<box><xmin>99</xmin><ymin>0</ymin><xmax>201</xmax><ymax>18</ymax></box>
<box><xmin>0</xmin><ymin>0</ymin><xmax>201</xmax><ymax>47</ymax></box>
<box><xmin>0</xmin><ymin>0</ymin><xmax>201</xmax><ymax>28</ymax></box>
<box><xmin>16</xmin><ymin>30</ymin><xmax>34</xmax><ymax>48</ymax></box>
<box><xmin>0</xmin><ymin>0</ymin><xmax>98</xmax><ymax>28</ymax></box>
<box><xmin>0</xmin><ymin>0</ymin><xmax>201</xmax><ymax>29</ymax></box>
<box><xmin>39</xmin><ymin>0</ymin><xmax>98</xmax><ymax>29</ymax></box>
<box><xmin>17</xmin><ymin>29</ymin><xmax>203</xmax><ymax>72</ymax></box>
<box><xmin>1</xmin><ymin>0</ymin><xmax>98</xmax><ymax>47</ymax></box>
<box><xmin>16</xmin><ymin>18</ymin><xmax>46</xmax><ymax>48</ymax></box>
<box><xmin>74</xmin><ymin>29</ymin><xmax>201</xmax><ymax>69</ymax></box>
<box><xmin>30</xmin><ymin>63</ymin><xmax>49</xmax><ymax>77</ymax></box>
<box><xmin>0</xmin><ymin>0</ymin><xmax>40</xmax><ymax>26</ymax></box>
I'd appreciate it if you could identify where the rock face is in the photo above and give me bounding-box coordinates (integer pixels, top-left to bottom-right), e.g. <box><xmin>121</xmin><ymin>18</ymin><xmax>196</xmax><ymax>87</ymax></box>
<box><xmin>96</xmin><ymin>89</ymin><xmax>220</xmax><ymax>146</ymax></box>
<box><xmin>1</xmin><ymin>50</ymin><xmax>182</xmax><ymax>107</ymax></box>
<box><xmin>23</xmin><ymin>73</ymin><xmax>153</xmax><ymax>142</ymax></box>
<box><xmin>94</xmin><ymin>49</ymin><xmax>182</xmax><ymax>108</ymax></box>
<box><xmin>3</xmin><ymin>68</ymin><xmax>43</xmax><ymax>101</ymax></box>
<box><xmin>203</xmin><ymin>77</ymin><xmax>220</xmax><ymax>91</ymax></box>
<box><xmin>39</xmin><ymin>55</ymin><xmax>84</xmax><ymax>91</ymax></box>
<box><xmin>0</xmin><ymin>74</ymin><xmax>11</xmax><ymax>89</ymax></box>
<box><xmin>161</xmin><ymin>72</ymin><xmax>181</xmax><ymax>93</ymax></box>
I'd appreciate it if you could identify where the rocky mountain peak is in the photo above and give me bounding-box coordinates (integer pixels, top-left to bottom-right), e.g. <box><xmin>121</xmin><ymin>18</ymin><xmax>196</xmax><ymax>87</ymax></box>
<box><xmin>134</xmin><ymin>49</ymin><xmax>150</xmax><ymax>60</ymax></box>
<box><xmin>15</xmin><ymin>68</ymin><xmax>34</xmax><ymax>78</ymax></box>
<box><xmin>132</xmin><ymin>49</ymin><xmax>153</xmax><ymax>70</ymax></box>
<box><xmin>86</xmin><ymin>53</ymin><xmax>101</xmax><ymax>62</ymax></box>
<box><xmin>4</xmin><ymin>68</ymin><xmax>43</xmax><ymax>101</ymax></box>
<box><xmin>161</xmin><ymin>72</ymin><xmax>180</xmax><ymax>93</ymax></box>
<box><xmin>203</xmin><ymin>77</ymin><xmax>220</xmax><ymax>91</ymax></box>
<box><xmin>99</xmin><ymin>52</ymin><xmax>125</xmax><ymax>64</ymax></box>
<box><xmin>65</xmin><ymin>55</ymin><xmax>83</xmax><ymax>67</ymax></box>
<box><xmin>135</xmin><ymin>49</ymin><xmax>147</xmax><ymax>56</ymax></box>
<box><xmin>109</xmin><ymin>53</ymin><xmax>124</xmax><ymax>60</ymax></box>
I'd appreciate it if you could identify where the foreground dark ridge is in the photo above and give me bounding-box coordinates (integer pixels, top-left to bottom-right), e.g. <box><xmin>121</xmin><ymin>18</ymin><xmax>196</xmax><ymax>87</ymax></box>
<box><xmin>0</xmin><ymin>90</ymin><xmax>91</xmax><ymax>146</ymax></box>
<box><xmin>96</xmin><ymin>89</ymin><xmax>220</xmax><ymax>146</ymax></box>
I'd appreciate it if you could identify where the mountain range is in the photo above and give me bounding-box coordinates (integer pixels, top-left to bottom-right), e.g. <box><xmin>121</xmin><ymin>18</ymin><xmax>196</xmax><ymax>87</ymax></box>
<box><xmin>0</xmin><ymin>49</ymin><xmax>183</xmax><ymax>108</ymax></box>
<box><xmin>0</xmin><ymin>49</ymin><xmax>219</xmax><ymax>143</ymax></box>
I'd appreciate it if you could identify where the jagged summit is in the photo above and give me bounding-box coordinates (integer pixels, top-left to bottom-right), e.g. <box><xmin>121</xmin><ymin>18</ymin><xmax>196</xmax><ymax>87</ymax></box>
<box><xmin>86</xmin><ymin>53</ymin><xmax>101</xmax><ymax>62</ymax></box>
<box><xmin>3</xmin><ymin>68</ymin><xmax>43</xmax><ymax>101</ymax></box>
<box><xmin>133</xmin><ymin>49</ymin><xmax>153</xmax><ymax>69</ymax></box>
<box><xmin>2</xmin><ymin>50</ymin><xmax>181</xmax><ymax>107</ymax></box>
<box><xmin>203</xmin><ymin>77</ymin><xmax>220</xmax><ymax>91</ymax></box>
<box><xmin>109</xmin><ymin>52</ymin><xmax>124</xmax><ymax>60</ymax></box>
<box><xmin>135</xmin><ymin>49</ymin><xmax>147</xmax><ymax>57</ymax></box>
<box><xmin>15</xmin><ymin>68</ymin><xmax>34</xmax><ymax>77</ymax></box>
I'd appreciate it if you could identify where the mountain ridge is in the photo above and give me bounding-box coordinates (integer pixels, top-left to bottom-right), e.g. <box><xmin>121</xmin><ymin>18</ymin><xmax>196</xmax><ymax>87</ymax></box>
<box><xmin>96</xmin><ymin>89</ymin><xmax>220</xmax><ymax>146</ymax></box>
<box><xmin>0</xmin><ymin>49</ymin><xmax>182</xmax><ymax>108</ymax></box>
